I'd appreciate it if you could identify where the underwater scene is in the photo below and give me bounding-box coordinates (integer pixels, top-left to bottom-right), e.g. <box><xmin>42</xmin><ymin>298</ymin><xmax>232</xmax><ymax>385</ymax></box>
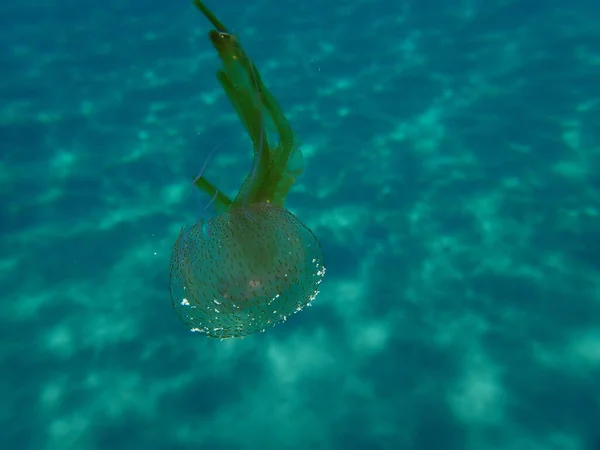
<box><xmin>1</xmin><ymin>0</ymin><xmax>599</xmax><ymax>449</ymax></box>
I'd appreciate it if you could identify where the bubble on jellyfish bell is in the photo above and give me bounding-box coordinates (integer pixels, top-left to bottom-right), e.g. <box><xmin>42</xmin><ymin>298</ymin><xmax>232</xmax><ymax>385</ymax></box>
<box><xmin>169</xmin><ymin>203</ymin><xmax>325</xmax><ymax>339</ymax></box>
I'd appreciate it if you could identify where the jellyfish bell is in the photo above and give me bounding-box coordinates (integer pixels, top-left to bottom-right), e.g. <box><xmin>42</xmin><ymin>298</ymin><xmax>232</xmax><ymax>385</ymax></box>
<box><xmin>169</xmin><ymin>203</ymin><xmax>325</xmax><ymax>339</ymax></box>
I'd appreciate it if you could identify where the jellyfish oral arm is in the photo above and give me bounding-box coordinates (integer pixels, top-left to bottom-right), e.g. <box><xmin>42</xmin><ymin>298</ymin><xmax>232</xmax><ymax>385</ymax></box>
<box><xmin>192</xmin><ymin>0</ymin><xmax>303</xmax><ymax>209</ymax></box>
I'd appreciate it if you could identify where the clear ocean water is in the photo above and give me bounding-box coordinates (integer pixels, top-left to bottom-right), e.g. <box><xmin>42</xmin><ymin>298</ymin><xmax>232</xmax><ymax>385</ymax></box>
<box><xmin>1</xmin><ymin>0</ymin><xmax>599</xmax><ymax>449</ymax></box>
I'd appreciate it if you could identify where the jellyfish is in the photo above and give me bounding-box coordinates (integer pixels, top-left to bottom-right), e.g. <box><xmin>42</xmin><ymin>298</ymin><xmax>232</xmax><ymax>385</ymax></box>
<box><xmin>169</xmin><ymin>0</ymin><xmax>325</xmax><ymax>339</ymax></box>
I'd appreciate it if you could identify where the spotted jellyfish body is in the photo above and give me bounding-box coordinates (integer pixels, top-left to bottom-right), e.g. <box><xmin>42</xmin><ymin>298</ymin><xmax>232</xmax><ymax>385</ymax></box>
<box><xmin>169</xmin><ymin>203</ymin><xmax>325</xmax><ymax>339</ymax></box>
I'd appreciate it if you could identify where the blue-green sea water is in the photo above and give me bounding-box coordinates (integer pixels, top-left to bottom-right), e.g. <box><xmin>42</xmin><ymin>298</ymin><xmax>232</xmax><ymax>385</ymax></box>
<box><xmin>1</xmin><ymin>0</ymin><xmax>599</xmax><ymax>449</ymax></box>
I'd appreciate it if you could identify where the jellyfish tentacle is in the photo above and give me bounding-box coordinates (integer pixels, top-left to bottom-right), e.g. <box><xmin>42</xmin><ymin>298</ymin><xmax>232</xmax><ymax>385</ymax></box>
<box><xmin>192</xmin><ymin>176</ymin><xmax>233</xmax><ymax>212</ymax></box>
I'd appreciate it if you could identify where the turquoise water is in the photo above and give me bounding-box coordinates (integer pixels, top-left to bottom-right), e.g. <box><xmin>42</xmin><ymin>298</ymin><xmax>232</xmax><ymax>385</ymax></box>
<box><xmin>1</xmin><ymin>1</ymin><xmax>599</xmax><ymax>449</ymax></box>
